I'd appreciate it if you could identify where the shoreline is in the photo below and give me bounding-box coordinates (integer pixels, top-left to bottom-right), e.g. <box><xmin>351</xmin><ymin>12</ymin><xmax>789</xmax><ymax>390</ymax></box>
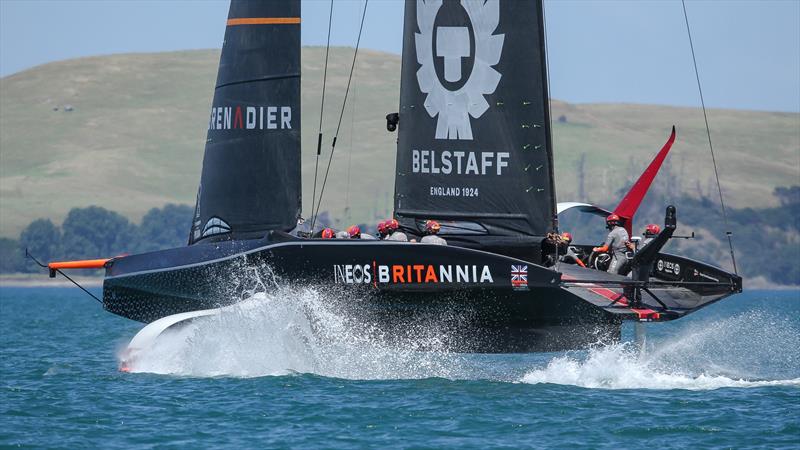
<box><xmin>1</xmin><ymin>274</ymin><xmax>103</xmax><ymax>288</ymax></box>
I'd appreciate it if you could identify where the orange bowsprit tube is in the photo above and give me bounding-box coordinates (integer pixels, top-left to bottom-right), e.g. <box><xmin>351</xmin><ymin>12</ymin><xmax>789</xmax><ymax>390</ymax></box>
<box><xmin>48</xmin><ymin>259</ymin><xmax>111</xmax><ymax>277</ymax></box>
<box><xmin>48</xmin><ymin>258</ymin><xmax>110</xmax><ymax>270</ymax></box>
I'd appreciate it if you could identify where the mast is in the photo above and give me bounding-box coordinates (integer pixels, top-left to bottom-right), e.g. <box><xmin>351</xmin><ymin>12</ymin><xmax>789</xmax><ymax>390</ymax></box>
<box><xmin>393</xmin><ymin>0</ymin><xmax>556</xmax><ymax>237</ymax></box>
<box><xmin>189</xmin><ymin>0</ymin><xmax>302</xmax><ymax>244</ymax></box>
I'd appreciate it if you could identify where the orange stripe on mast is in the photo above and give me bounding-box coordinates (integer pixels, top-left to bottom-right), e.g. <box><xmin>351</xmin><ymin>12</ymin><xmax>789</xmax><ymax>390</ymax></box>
<box><xmin>227</xmin><ymin>17</ymin><xmax>301</xmax><ymax>26</ymax></box>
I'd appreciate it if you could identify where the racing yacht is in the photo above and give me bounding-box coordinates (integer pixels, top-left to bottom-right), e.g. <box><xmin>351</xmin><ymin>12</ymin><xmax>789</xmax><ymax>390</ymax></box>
<box><xmin>44</xmin><ymin>0</ymin><xmax>741</xmax><ymax>354</ymax></box>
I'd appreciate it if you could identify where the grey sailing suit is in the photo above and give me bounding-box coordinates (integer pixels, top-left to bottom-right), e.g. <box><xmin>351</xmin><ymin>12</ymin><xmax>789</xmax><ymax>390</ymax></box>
<box><xmin>559</xmin><ymin>245</ymin><xmax>583</xmax><ymax>265</ymax></box>
<box><xmin>604</xmin><ymin>226</ymin><xmax>630</xmax><ymax>274</ymax></box>
<box><xmin>385</xmin><ymin>231</ymin><xmax>408</xmax><ymax>242</ymax></box>
<box><xmin>360</xmin><ymin>233</ymin><xmax>377</xmax><ymax>240</ymax></box>
<box><xmin>420</xmin><ymin>235</ymin><xmax>447</xmax><ymax>246</ymax></box>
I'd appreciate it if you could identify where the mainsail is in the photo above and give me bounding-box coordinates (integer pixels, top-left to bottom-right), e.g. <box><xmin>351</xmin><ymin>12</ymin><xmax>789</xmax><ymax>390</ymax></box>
<box><xmin>394</xmin><ymin>0</ymin><xmax>556</xmax><ymax>237</ymax></box>
<box><xmin>189</xmin><ymin>0</ymin><xmax>301</xmax><ymax>244</ymax></box>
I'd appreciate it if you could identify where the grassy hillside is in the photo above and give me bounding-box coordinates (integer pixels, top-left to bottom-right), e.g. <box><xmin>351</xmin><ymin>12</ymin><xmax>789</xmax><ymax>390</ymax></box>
<box><xmin>1</xmin><ymin>48</ymin><xmax>798</xmax><ymax>238</ymax></box>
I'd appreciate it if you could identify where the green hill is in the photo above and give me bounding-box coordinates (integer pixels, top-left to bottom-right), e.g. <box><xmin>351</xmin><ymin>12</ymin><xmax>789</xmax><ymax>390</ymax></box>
<box><xmin>1</xmin><ymin>48</ymin><xmax>798</xmax><ymax>238</ymax></box>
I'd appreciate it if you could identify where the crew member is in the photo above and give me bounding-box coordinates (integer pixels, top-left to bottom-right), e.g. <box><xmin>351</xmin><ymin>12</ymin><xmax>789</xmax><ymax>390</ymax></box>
<box><xmin>321</xmin><ymin>228</ymin><xmax>335</xmax><ymax>239</ymax></box>
<box><xmin>292</xmin><ymin>217</ymin><xmax>312</xmax><ymax>238</ymax></box>
<box><xmin>642</xmin><ymin>224</ymin><xmax>660</xmax><ymax>247</ymax></box>
<box><xmin>541</xmin><ymin>232</ymin><xmax>563</xmax><ymax>266</ymax></box>
<box><xmin>384</xmin><ymin>219</ymin><xmax>408</xmax><ymax>242</ymax></box>
<box><xmin>347</xmin><ymin>225</ymin><xmax>361</xmax><ymax>239</ymax></box>
<box><xmin>377</xmin><ymin>221</ymin><xmax>388</xmax><ymax>240</ymax></box>
<box><xmin>593</xmin><ymin>213</ymin><xmax>630</xmax><ymax>274</ymax></box>
<box><xmin>558</xmin><ymin>232</ymin><xmax>586</xmax><ymax>267</ymax></box>
<box><xmin>420</xmin><ymin>220</ymin><xmax>447</xmax><ymax>245</ymax></box>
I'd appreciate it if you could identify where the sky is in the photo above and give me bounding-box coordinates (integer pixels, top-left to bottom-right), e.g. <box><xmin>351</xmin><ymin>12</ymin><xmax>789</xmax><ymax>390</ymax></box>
<box><xmin>1</xmin><ymin>0</ymin><xmax>798</xmax><ymax>112</ymax></box>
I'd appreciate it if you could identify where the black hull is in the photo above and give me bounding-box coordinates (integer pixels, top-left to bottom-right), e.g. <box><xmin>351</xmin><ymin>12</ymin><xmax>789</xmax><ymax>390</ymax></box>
<box><xmin>102</xmin><ymin>233</ymin><xmax>739</xmax><ymax>352</ymax></box>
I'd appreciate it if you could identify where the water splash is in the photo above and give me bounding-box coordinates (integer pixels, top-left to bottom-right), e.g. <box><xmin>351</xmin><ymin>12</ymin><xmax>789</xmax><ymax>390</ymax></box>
<box><xmin>521</xmin><ymin>311</ymin><xmax>800</xmax><ymax>390</ymax></box>
<box><xmin>120</xmin><ymin>264</ymin><xmax>799</xmax><ymax>388</ymax></box>
<box><xmin>122</xmin><ymin>285</ymin><xmax>467</xmax><ymax>380</ymax></box>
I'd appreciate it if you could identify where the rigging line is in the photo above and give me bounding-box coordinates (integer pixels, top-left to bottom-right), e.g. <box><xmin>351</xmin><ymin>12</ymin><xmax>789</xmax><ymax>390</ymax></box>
<box><xmin>24</xmin><ymin>249</ymin><xmax>103</xmax><ymax>304</ymax></box>
<box><xmin>311</xmin><ymin>0</ymin><xmax>369</xmax><ymax>231</ymax></box>
<box><xmin>55</xmin><ymin>269</ymin><xmax>104</xmax><ymax>304</ymax></box>
<box><xmin>681</xmin><ymin>0</ymin><xmax>738</xmax><ymax>275</ymax></box>
<box><xmin>344</xmin><ymin>66</ymin><xmax>358</xmax><ymax>221</ymax></box>
<box><xmin>310</xmin><ymin>0</ymin><xmax>335</xmax><ymax>229</ymax></box>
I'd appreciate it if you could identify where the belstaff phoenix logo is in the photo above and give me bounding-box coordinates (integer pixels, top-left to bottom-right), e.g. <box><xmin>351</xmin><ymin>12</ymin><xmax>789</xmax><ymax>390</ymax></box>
<box><xmin>416</xmin><ymin>0</ymin><xmax>504</xmax><ymax>140</ymax></box>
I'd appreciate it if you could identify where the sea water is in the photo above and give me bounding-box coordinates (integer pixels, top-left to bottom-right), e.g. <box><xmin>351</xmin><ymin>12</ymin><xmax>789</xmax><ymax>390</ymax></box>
<box><xmin>1</xmin><ymin>286</ymin><xmax>797</xmax><ymax>448</ymax></box>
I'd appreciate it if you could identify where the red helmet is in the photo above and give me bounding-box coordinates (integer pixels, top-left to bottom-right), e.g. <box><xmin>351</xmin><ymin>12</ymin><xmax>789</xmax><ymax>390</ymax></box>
<box><xmin>377</xmin><ymin>221</ymin><xmax>387</xmax><ymax>235</ymax></box>
<box><xmin>645</xmin><ymin>224</ymin><xmax>661</xmax><ymax>236</ymax></box>
<box><xmin>606</xmin><ymin>213</ymin><xmax>621</xmax><ymax>224</ymax></box>
<box><xmin>386</xmin><ymin>219</ymin><xmax>399</xmax><ymax>232</ymax></box>
<box><xmin>561</xmin><ymin>232</ymin><xmax>573</xmax><ymax>243</ymax></box>
<box><xmin>321</xmin><ymin>228</ymin><xmax>335</xmax><ymax>239</ymax></box>
<box><xmin>425</xmin><ymin>220</ymin><xmax>441</xmax><ymax>234</ymax></box>
<box><xmin>347</xmin><ymin>225</ymin><xmax>361</xmax><ymax>238</ymax></box>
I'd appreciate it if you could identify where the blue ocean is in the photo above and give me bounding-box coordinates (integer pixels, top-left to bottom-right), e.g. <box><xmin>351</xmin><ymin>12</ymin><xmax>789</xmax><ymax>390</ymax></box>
<box><xmin>1</xmin><ymin>287</ymin><xmax>798</xmax><ymax>448</ymax></box>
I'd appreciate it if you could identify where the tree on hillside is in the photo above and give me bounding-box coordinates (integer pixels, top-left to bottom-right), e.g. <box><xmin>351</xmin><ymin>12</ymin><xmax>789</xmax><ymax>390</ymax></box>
<box><xmin>18</xmin><ymin>219</ymin><xmax>62</xmax><ymax>272</ymax></box>
<box><xmin>134</xmin><ymin>204</ymin><xmax>193</xmax><ymax>253</ymax></box>
<box><xmin>0</xmin><ymin>238</ymin><xmax>23</xmax><ymax>273</ymax></box>
<box><xmin>61</xmin><ymin>206</ymin><xmax>135</xmax><ymax>259</ymax></box>
<box><xmin>774</xmin><ymin>186</ymin><xmax>800</xmax><ymax>206</ymax></box>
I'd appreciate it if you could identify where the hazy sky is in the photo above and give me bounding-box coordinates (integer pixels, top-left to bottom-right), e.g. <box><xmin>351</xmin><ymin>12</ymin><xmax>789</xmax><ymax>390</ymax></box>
<box><xmin>1</xmin><ymin>0</ymin><xmax>798</xmax><ymax>112</ymax></box>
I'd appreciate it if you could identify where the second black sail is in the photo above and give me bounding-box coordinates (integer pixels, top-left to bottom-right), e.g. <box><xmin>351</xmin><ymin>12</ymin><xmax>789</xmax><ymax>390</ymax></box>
<box><xmin>394</xmin><ymin>0</ymin><xmax>556</xmax><ymax>238</ymax></box>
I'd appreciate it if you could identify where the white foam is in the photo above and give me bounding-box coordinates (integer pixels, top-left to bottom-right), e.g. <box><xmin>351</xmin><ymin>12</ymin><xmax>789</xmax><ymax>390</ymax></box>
<box><xmin>122</xmin><ymin>286</ymin><xmax>466</xmax><ymax>380</ymax></box>
<box><xmin>521</xmin><ymin>343</ymin><xmax>800</xmax><ymax>390</ymax></box>
<box><xmin>521</xmin><ymin>311</ymin><xmax>800</xmax><ymax>390</ymax></box>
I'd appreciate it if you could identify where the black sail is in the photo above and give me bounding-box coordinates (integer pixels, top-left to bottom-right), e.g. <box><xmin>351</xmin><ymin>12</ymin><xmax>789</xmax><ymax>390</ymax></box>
<box><xmin>189</xmin><ymin>0</ymin><xmax>301</xmax><ymax>244</ymax></box>
<box><xmin>394</xmin><ymin>0</ymin><xmax>556</xmax><ymax>237</ymax></box>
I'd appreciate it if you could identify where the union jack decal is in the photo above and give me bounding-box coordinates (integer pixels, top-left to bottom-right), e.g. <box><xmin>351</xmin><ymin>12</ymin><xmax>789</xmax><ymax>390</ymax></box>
<box><xmin>511</xmin><ymin>265</ymin><xmax>528</xmax><ymax>288</ymax></box>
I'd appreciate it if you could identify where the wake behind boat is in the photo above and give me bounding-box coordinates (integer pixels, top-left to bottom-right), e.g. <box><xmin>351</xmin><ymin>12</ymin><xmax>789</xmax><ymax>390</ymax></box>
<box><xmin>43</xmin><ymin>0</ymin><xmax>741</xmax><ymax>354</ymax></box>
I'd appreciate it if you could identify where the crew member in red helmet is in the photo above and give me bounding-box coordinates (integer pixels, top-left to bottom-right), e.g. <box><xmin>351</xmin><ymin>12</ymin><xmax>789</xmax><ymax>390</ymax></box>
<box><xmin>642</xmin><ymin>223</ymin><xmax>660</xmax><ymax>247</ymax></box>
<box><xmin>592</xmin><ymin>213</ymin><xmax>629</xmax><ymax>274</ymax></box>
<box><xmin>345</xmin><ymin>224</ymin><xmax>376</xmax><ymax>240</ymax></box>
<box><xmin>384</xmin><ymin>219</ymin><xmax>408</xmax><ymax>242</ymax></box>
<box><xmin>558</xmin><ymin>232</ymin><xmax>585</xmax><ymax>267</ymax></box>
<box><xmin>321</xmin><ymin>228</ymin><xmax>335</xmax><ymax>239</ymax></box>
<box><xmin>420</xmin><ymin>220</ymin><xmax>447</xmax><ymax>245</ymax></box>
<box><xmin>377</xmin><ymin>221</ymin><xmax>389</xmax><ymax>240</ymax></box>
